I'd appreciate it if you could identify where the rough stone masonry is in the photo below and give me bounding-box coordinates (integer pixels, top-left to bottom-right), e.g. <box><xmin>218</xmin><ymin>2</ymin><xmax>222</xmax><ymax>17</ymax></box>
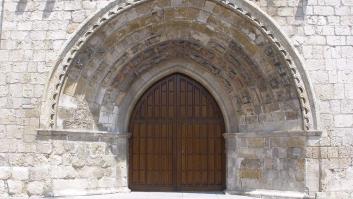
<box><xmin>0</xmin><ymin>0</ymin><xmax>352</xmax><ymax>199</ymax></box>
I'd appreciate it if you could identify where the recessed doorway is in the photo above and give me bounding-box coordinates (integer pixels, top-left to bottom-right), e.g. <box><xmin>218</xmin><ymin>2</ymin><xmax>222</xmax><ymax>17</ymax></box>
<box><xmin>128</xmin><ymin>73</ymin><xmax>226</xmax><ymax>191</ymax></box>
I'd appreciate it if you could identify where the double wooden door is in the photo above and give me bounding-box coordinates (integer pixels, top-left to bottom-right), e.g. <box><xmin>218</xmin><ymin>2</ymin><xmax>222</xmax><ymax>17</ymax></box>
<box><xmin>129</xmin><ymin>73</ymin><xmax>225</xmax><ymax>191</ymax></box>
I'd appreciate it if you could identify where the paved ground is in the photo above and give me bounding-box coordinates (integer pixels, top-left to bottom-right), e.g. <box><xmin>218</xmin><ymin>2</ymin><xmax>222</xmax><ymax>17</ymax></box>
<box><xmin>54</xmin><ymin>192</ymin><xmax>256</xmax><ymax>199</ymax></box>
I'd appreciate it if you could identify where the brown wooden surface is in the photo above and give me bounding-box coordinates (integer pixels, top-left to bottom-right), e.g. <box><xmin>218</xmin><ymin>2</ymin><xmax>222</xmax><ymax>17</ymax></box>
<box><xmin>129</xmin><ymin>73</ymin><xmax>225</xmax><ymax>191</ymax></box>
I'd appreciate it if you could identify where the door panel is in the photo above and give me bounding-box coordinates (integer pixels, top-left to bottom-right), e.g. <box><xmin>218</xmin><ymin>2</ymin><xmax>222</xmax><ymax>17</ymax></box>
<box><xmin>129</xmin><ymin>73</ymin><xmax>225</xmax><ymax>191</ymax></box>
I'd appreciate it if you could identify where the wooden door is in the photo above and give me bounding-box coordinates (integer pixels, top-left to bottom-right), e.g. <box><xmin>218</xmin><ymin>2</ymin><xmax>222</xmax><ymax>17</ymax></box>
<box><xmin>129</xmin><ymin>73</ymin><xmax>225</xmax><ymax>191</ymax></box>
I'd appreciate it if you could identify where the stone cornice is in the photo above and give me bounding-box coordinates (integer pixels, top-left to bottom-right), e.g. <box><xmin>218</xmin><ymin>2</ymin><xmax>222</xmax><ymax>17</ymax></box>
<box><xmin>225</xmin><ymin>189</ymin><xmax>310</xmax><ymax>199</ymax></box>
<box><xmin>37</xmin><ymin>129</ymin><xmax>131</xmax><ymax>141</ymax></box>
<box><xmin>223</xmin><ymin>130</ymin><xmax>322</xmax><ymax>138</ymax></box>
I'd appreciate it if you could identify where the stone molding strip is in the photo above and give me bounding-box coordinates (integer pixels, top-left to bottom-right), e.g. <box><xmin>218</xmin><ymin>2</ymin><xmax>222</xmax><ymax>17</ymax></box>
<box><xmin>223</xmin><ymin>130</ymin><xmax>322</xmax><ymax>138</ymax></box>
<box><xmin>43</xmin><ymin>0</ymin><xmax>317</xmax><ymax>132</ymax></box>
<box><xmin>37</xmin><ymin>129</ymin><xmax>131</xmax><ymax>141</ymax></box>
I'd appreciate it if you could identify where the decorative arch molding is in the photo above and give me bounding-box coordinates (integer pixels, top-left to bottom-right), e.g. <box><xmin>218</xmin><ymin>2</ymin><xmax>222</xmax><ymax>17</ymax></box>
<box><xmin>41</xmin><ymin>0</ymin><xmax>318</xmax><ymax>132</ymax></box>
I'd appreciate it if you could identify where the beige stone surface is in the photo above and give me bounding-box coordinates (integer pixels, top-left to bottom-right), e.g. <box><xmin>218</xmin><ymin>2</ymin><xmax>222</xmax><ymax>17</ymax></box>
<box><xmin>0</xmin><ymin>0</ymin><xmax>352</xmax><ymax>198</ymax></box>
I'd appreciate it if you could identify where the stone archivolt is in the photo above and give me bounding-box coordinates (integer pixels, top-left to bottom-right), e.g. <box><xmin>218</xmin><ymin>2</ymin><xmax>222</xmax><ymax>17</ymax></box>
<box><xmin>45</xmin><ymin>0</ymin><xmax>311</xmax><ymax>133</ymax></box>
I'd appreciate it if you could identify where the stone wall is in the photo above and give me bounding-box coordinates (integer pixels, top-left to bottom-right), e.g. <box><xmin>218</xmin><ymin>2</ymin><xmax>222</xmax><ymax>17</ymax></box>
<box><xmin>0</xmin><ymin>0</ymin><xmax>3</xmax><ymax>42</ymax></box>
<box><xmin>250</xmin><ymin>0</ymin><xmax>353</xmax><ymax>198</ymax></box>
<box><xmin>37</xmin><ymin>130</ymin><xmax>130</xmax><ymax>196</ymax></box>
<box><xmin>224</xmin><ymin>131</ymin><xmax>316</xmax><ymax>198</ymax></box>
<box><xmin>0</xmin><ymin>0</ymin><xmax>352</xmax><ymax>198</ymax></box>
<box><xmin>237</xmin><ymin>133</ymin><xmax>305</xmax><ymax>191</ymax></box>
<box><xmin>0</xmin><ymin>1</ymin><xmax>117</xmax><ymax>197</ymax></box>
<box><xmin>0</xmin><ymin>129</ymin><xmax>130</xmax><ymax>198</ymax></box>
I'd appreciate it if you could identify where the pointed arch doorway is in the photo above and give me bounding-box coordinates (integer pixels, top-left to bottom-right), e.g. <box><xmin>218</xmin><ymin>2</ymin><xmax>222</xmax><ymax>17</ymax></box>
<box><xmin>128</xmin><ymin>73</ymin><xmax>226</xmax><ymax>191</ymax></box>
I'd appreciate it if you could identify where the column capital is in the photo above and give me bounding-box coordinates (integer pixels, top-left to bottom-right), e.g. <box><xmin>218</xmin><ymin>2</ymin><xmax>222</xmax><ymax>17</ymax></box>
<box><xmin>223</xmin><ymin>133</ymin><xmax>237</xmax><ymax>139</ymax></box>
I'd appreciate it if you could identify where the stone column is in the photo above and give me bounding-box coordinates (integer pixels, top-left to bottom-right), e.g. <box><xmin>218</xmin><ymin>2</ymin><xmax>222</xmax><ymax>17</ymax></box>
<box><xmin>115</xmin><ymin>133</ymin><xmax>131</xmax><ymax>192</ymax></box>
<box><xmin>223</xmin><ymin>133</ymin><xmax>241</xmax><ymax>194</ymax></box>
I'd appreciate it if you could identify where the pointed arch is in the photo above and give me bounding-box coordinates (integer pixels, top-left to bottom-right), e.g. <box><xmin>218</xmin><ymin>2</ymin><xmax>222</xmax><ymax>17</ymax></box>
<box><xmin>40</xmin><ymin>0</ymin><xmax>318</xmax><ymax>132</ymax></box>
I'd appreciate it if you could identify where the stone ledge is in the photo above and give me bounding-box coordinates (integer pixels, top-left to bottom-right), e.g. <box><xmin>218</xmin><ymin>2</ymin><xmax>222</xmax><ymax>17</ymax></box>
<box><xmin>37</xmin><ymin>129</ymin><xmax>131</xmax><ymax>142</ymax></box>
<box><xmin>223</xmin><ymin>130</ymin><xmax>322</xmax><ymax>138</ymax></box>
<box><xmin>225</xmin><ymin>189</ymin><xmax>313</xmax><ymax>199</ymax></box>
<box><xmin>52</xmin><ymin>187</ymin><xmax>131</xmax><ymax>197</ymax></box>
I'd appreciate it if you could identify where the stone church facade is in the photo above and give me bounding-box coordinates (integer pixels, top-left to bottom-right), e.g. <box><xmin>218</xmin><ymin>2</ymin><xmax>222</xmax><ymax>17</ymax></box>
<box><xmin>0</xmin><ymin>0</ymin><xmax>352</xmax><ymax>198</ymax></box>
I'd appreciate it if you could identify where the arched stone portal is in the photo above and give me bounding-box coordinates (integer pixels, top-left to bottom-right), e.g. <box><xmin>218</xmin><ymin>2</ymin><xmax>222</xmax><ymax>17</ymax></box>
<box><xmin>40</xmin><ymin>0</ymin><xmax>321</xmax><ymax>198</ymax></box>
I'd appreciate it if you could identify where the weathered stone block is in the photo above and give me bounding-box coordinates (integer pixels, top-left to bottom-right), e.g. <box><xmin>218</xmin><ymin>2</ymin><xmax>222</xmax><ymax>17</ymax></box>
<box><xmin>29</xmin><ymin>166</ymin><xmax>49</xmax><ymax>181</ymax></box>
<box><xmin>247</xmin><ymin>138</ymin><xmax>265</xmax><ymax>148</ymax></box>
<box><xmin>327</xmin><ymin>147</ymin><xmax>339</xmax><ymax>158</ymax></box>
<box><xmin>8</xmin><ymin>180</ymin><xmax>23</xmax><ymax>195</ymax></box>
<box><xmin>72</xmin><ymin>157</ymin><xmax>86</xmax><ymax>169</ymax></box>
<box><xmin>0</xmin><ymin>167</ymin><xmax>11</xmax><ymax>180</ymax></box>
<box><xmin>98</xmin><ymin>177</ymin><xmax>116</xmax><ymax>188</ymax></box>
<box><xmin>50</xmin><ymin>166</ymin><xmax>76</xmax><ymax>179</ymax></box>
<box><xmin>334</xmin><ymin>115</ymin><xmax>353</xmax><ymax>127</ymax></box>
<box><xmin>36</xmin><ymin>142</ymin><xmax>52</xmax><ymax>154</ymax></box>
<box><xmin>52</xmin><ymin>142</ymin><xmax>65</xmax><ymax>155</ymax></box>
<box><xmin>77</xmin><ymin>166</ymin><xmax>106</xmax><ymax>179</ymax></box>
<box><xmin>287</xmin><ymin>137</ymin><xmax>305</xmax><ymax>148</ymax></box>
<box><xmin>240</xmin><ymin>159</ymin><xmax>261</xmax><ymax>169</ymax></box>
<box><xmin>27</xmin><ymin>181</ymin><xmax>45</xmax><ymax>196</ymax></box>
<box><xmin>49</xmin><ymin>155</ymin><xmax>63</xmax><ymax>166</ymax></box>
<box><xmin>12</xmin><ymin>167</ymin><xmax>29</xmax><ymax>181</ymax></box>
<box><xmin>287</xmin><ymin>148</ymin><xmax>303</xmax><ymax>159</ymax></box>
<box><xmin>240</xmin><ymin>169</ymin><xmax>261</xmax><ymax>179</ymax></box>
<box><xmin>270</xmin><ymin>137</ymin><xmax>285</xmax><ymax>148</ymax></box>
<box><xmin>53</xmin><ymin>179</ymin><xmax>88</xmax><ymax>192</ymax></box>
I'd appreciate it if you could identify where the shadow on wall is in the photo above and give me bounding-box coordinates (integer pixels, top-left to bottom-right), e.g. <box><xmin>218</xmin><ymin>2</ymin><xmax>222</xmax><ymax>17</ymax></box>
<box><xmin>15</xmin><ymin>0</ymin><xmax>27</xmax><ymax>15</ymax></box>
<box><xmin>295</xmin><ymin>0</ymin><xmax>308</xmax><ymax>20</ymax></box>
<box><xmin>16</xmin><ymin>0</ymin><xmax>55</xmax><ymax>18</ymax></box>
<box><xmin>42</xmin><ymin>0</ymin><xmax>55</xmax><ymax>19</ymax></box>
